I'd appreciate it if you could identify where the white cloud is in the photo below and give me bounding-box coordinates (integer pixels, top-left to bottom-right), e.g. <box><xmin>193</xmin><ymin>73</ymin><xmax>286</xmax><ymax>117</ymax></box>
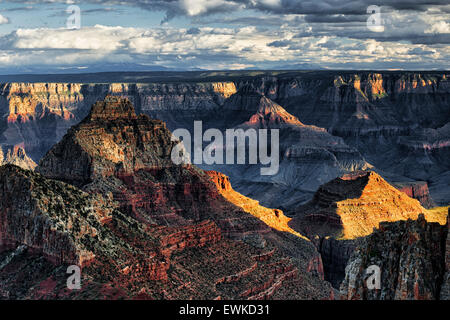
<box><xmin>181</xmin><ymin>0</ymin><xmax>242</xmax><ymax>16</ymax></box>
<box><xmin>425</xmin><ymin>21</ymin><xmax>450</xmax><ymax>34</ymax></box>
<box><xmin>0</xmin><ymin>24</ymin><xmax>448</xmax><ymax>70</ymax></box>
<box><xmin>0</xmin><ymin>14</ymin><xmax>9</xmax><ymax>24</ymax></box>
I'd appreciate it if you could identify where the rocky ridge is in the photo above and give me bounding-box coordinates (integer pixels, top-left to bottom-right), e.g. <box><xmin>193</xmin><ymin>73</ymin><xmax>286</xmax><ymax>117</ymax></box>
<box><xmin>340</xmin><ymin>213</ymin><xmax>449</xmax><ymax>300</ymax></box>
<box><xmin>205</xmin><ymin>170</ymin><xmax>306</xmax><ymax>240</ymax></box>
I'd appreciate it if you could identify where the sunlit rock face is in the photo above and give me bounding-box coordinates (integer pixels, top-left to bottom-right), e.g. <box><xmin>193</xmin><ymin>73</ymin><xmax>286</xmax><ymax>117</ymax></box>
<box><xmin>289</xmin><ymin>170</ymin><xmax>448</xmax><ymax>290</ymax></box>
<box><xmin>0</xmin><ymin>144</ymin><xmax>36</xmax><ymax>170</ymax></box>
<box><xmin>340</xmin><ymin>214</ymin><xmax>449</xmax><ymax>300</ymax></box>
<box><xmin>205</xmin><ymin>170</ymin><xmax>307</xmax><ymax>240</ymax></box>
<box><xmin>0</xmin><ymin>83</ymin><xmax>86</xmax><ymax>161</ymax></box>
<box><xmin>289</xmin><ymin>170</ymin><xmax>442</xmax><ymax>240</ymax></box>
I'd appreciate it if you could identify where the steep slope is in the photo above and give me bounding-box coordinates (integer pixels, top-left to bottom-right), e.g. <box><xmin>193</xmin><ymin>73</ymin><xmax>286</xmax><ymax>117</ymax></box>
<box><xmin>205</xmin><ymin>170</ymin><xmax>306</xmax><ymax>240</ymax></box>
<box><xmin>340</xmin><ymin>214</ymin><xmax>449</xmax><ymax>300</ymax></box>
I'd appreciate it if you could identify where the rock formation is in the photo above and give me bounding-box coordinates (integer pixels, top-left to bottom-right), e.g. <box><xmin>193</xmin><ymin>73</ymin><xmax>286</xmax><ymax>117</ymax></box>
<box><xmin>0</xmin><ymin>165</ymin><xmax>335</xmax><ymax>299</ymax></box>
<box><xmin>289</xmin><ymin>170</ymin><xmax>436</xmax><ymax>240</ymax></box>
<box><xmin>290</xmin><ymin>170</ymin><xmax>448</xmax><ymax>289</ymax></box>
<box><xmin>0</xmin><ymin>95</ymin><xmax>335</xmax><ymax>300</ymax></box>
<box><xmin>340</xmin><ymin>213</ymin><xmax>449</xmax><ymax>300</ymax></box>
<box><xmin>393</xmin><ymin>181</ymin><xmax>435</xmax><ymax>208</ymax></box>
<box><xmin>37</xmin><ymin>96</ymin><xmax>271</xmax><ymax>239</ymax></box>
<box><xmin>0</xmin><ymin>144</ymin><xmax>36</xmax><ymax>170</ymax></box>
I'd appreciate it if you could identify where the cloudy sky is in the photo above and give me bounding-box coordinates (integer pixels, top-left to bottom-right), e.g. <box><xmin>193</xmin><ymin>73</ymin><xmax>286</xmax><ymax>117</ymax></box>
<box><xmin>0</xmin><ymin>0</ymin><xmax>449</xmax><ymax>73</ymax></box>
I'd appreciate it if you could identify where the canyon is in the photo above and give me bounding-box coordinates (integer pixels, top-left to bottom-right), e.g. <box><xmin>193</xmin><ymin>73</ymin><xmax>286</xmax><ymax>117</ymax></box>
<box><xmin>0</xmin><ymin>71</ymin><xmax>448</xmax><ymax>210</ymax></box>
<box><xmin>0</xmin><ymin>70</ymin><xmax>448</xmax><ymax>300</ymax></box>
<box><xmin>0</xmin><ymin>96</ymin><xmax>334</xmax><ymax>299</ymax></box>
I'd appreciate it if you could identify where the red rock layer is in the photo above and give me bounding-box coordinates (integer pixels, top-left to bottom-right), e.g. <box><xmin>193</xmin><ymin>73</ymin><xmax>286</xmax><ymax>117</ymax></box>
<box><xmin>8</xmin><ymin>96</ymin><xmax>334</xmax><ymax>300</ymax></box>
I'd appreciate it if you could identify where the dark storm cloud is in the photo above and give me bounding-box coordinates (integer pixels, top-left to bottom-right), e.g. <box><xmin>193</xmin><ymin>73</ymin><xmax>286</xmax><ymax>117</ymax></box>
<box><xmin>304</xmin><ymin>14</ymin><xmax>367</xmax><ymax>23</ymax></box>
<box><xmin>4</xmin><ymin>0</ymin><xmax>449</xmax><ymax>16</ymax></box>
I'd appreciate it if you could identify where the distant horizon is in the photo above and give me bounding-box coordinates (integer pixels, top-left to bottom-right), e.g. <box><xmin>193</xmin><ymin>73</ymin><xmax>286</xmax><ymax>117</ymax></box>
<box><xmin>0</xmin><ymin>68</ymin><xmax>449</xmax><ymax>77</ymax></box>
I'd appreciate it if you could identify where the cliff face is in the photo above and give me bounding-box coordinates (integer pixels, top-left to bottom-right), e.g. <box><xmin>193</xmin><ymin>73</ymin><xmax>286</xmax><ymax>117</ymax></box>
<box><xmin>314</xmin><ymin>237</ymin><xmax>356</xmax><ymax>289</ymax></box>
<box><xmin>0</xmin><ymin>83</ymin><xmax>88</xmax><ymax>161</ymax></box>
<box><xmin>0</xmin><ymin>164</ymin><xmax>102</xmax><ymax>266</ymax></box>
<box><xmin>0</xmin><ymin>145</ymin><xmax>36</xmax><ymax>170</ymax></box>
<box><xmin>393</xmin><ymin>181</ymin><xmax>435</xmax><ymax>208</ymax></box>
<box><xmin>340</xmin><ymin>214</ymin><xmax>449</xmax><ymax>300</ymax></box>
<box><xmin>1</xmin><ymin>165</ymin><xmax>334</xmax><ymax>300</ymax></box>
<box><xmin>441</xmin><ymin>213</ymin><xmax>450</xmax><ymax>300</ymax></box>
